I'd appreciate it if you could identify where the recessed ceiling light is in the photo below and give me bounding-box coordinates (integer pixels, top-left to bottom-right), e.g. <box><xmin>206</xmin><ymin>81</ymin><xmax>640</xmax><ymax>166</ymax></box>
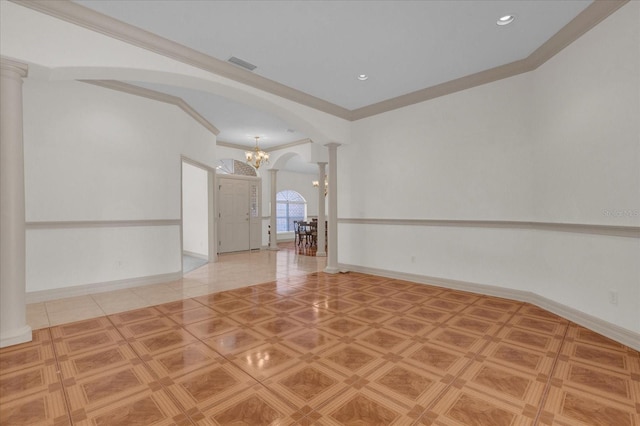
<box><xmin>357</xmin><ymin>74</ymin><xmax>369</xmax><ymax>81</ymax></box>
<box><xmin>497</xmin><ymin>14</ymin><xmax>515</xmax><ymax>26</ymax></box>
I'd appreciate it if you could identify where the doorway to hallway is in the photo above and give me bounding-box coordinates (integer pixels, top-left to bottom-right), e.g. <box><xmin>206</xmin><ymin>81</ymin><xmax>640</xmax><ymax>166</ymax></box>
<box><xmin>181</xmin><ymin>159</ymin><xmax>216</xmax><ymax>269</ymax></box>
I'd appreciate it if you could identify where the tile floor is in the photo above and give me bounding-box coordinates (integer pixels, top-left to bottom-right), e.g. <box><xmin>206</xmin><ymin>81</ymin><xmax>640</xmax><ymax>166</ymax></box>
<box><xmin>2</xmin><ymin>245</ymin><xmax>639</xmax><ymax>425</ymax></box>
<box><xmin>26</xmin><ymin>246</ymin><xmax>325</xmax><ymax>330</ymax></box>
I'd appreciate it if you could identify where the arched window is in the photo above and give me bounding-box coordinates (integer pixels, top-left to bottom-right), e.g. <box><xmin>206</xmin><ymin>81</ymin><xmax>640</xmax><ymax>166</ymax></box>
<box><xmin>276</xmin><ymin>190</ymin><xmax>306</xmax><ymax>232</ymax></box>
<box><xmin>215</xmin><ymin>159</ymin><xmax>257</xmax><ymax>177</ymax></box>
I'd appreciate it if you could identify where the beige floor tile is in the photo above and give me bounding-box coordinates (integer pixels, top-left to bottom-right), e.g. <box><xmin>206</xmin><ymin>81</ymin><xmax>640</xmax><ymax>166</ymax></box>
<box><xmin>45</xmin><ymin>295</ymin><xmax>100</xmax><ymax>313</ymax></box>
<box><xmin>47</xmin><ymin>304</ymin><xmax>106</xmax><ymax>326</ymax></box>
<box><xmin>95</xmin><ymin>297</ymin><xmax>152</xmax><ymax>315</ymax></box>
<box><xmin>26</xmin><ymin>304</ymin><xmax>50</xmax><ymax>330</ymax></box>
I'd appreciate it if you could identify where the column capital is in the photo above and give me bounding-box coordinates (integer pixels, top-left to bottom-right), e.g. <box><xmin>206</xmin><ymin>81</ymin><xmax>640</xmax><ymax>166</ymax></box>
<box><xmin>316</xmin><ymin>161</ymin><xmax>328</xmax><ymax>166</ymax></box>
<box><xmin>324</xmin><ymin>142</ymin><xmax>342</xmax><ymax>149</ymax></box>
<box><xmin>0</xmin><ymin>57</ymin><xmax>28</xmax><ymax>78</ymax></box>
<box><xmin>268</xmin><ymin>168</ymin><xmax>279</xmax><ymax>173</ymax></box>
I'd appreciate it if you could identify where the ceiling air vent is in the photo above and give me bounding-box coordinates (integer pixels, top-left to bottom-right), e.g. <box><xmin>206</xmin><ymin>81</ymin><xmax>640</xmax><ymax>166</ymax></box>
<box><xmin>228</xmin><ymin>56</ymin><xmax>257</xmax><ymax>71</ymax></box>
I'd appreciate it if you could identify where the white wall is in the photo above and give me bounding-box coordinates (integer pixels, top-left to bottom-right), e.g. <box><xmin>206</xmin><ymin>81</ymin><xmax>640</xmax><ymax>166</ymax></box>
<box><xmin>182</xmin><ymin>162</ymin><xmax>209</xmax><ymax>257</ymax></box>
<box><xmin>530</xmin><ymin>2</ymin><xmax>639</xmax><ymax>226</ymax></box>
<box><xmin>340</xmin><ymin>2</ymin><xmax>640</xmax><ymax>335</ymax></box>
<box><xmin>23</xmin><ymin>80</ymin><xmax>216</xmax><ymax>293</ymax></box>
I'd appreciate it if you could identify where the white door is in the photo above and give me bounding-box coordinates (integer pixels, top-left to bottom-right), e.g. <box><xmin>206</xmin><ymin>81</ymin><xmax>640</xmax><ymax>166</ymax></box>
<box><xmin>218</xmin><ymin>178</ymin><xmax>250</xmax><ymax>253</ymax></box>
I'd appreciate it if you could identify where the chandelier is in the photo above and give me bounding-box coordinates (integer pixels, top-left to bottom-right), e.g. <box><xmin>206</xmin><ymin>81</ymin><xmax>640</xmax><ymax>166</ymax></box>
<box><xmin>245</xmin><ymin>136</ymin><xmax>269</xmax><ymax>169</ymax></box>
<box><xmin>312</xmin><ymin>177</ymin><xmax>328</xmax><ymax>196</ymax></box>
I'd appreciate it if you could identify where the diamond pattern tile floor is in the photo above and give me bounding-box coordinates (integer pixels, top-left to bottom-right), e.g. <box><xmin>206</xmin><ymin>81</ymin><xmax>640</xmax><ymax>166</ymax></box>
<box><xmin>2</xmin><ymin>246</ymin><xmax>639</xmax><ymax>425</ymax></box>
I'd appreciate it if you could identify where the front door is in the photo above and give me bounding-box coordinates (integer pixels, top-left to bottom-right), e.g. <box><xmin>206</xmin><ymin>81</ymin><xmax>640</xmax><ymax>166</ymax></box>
<box><xmin>217</xmin><ymin>176</ymin><xmax>262</xmax><ymax>253</ymax></box>
<box><xmin>218</xmin><ymin>178</ymin><xmax>250</xmax><ymax>253</ymax></box>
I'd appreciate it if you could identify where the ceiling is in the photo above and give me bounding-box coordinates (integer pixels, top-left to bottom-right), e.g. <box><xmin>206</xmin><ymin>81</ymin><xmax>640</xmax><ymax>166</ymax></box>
<box><xmin>70</xmin><ymin>0</ymin><xmax>594</xmax><ymax>162</ymax></box>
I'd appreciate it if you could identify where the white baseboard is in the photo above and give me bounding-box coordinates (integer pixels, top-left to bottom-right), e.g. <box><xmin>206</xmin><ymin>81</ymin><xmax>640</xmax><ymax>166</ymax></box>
<box><xmin>26</xmin><ymin>271</ymin><xmax>183</xmax><ymax>303</ymax></box>
<box><xmin>183</xmin><ymin>250</ymin><xmax>208</xmax><ymax>260</ymax></box>
<box><xmin>339</xmin><ymin>263</ymin><xmax>640</xmax><ymax>351</ymax></box>
<box><xmin>0</xmin><ymin>325</ymin><xmax>32</xmax><ymax>349</ymax></box>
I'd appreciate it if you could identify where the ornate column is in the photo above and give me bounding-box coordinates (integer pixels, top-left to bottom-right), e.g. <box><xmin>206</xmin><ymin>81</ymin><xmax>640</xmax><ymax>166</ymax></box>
<box><xmin>0</xmin><ymin>58</ymin><xmax>32</xmax><ymax>347</ymax></box>
<box><xmin>324</xmin><ymin>143</ymin><xmax>341</xmax><ymax>273</ymax></box>
<box><xmin>268</xmin><ymin>168</ymin><xmax>279</xmax><ymax>250</ymax></box>
<box><xmin>316</xmin><ymin>162</ymin><xmax>327</xmax><ymax>257</ymax></box>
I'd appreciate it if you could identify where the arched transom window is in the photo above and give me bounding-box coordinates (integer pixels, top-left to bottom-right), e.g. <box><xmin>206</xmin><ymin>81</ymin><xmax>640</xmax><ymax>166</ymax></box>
<box><xmin>276</xmin><ymin>190</ymin><xmax>306</xmax><ymax>232</ymax></box>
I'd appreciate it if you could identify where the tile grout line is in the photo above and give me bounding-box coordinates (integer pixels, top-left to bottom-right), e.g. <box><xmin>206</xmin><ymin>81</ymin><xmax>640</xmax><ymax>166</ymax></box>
<box><xmin>146</xmin><ymin>282</ymin><xmax>306</xmax><ymax>424</ymax></box>
<box><xmin>98</xmin><ymin>306</ymin><xmax>195</xmax><ymax>424</ymax></box>
<box><xmin>532</xmin><ymin>319</ymin><xmax>571</xmax><ymax>425</ymax></box>
<box><xmin>9</xmin><ymin>266</ymin><xmax>636</xmax><ymax>424</ymax></box>
<box><xmin>412</xmin><ymin>296</ymin><xmax>526</xmax><ymax>425</ymax></box>
<box><xmin>46</xmin><ymin>327</ymin><xmax>75</xmax><ymax>426</ymax></box>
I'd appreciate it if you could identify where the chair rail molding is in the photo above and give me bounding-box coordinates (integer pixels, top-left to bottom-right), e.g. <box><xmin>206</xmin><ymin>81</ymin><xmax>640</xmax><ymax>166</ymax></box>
<box><xmin>338</xmin><ymin>218</ymin><xmax>639</xmax><ymax>238</ymax></box>
<box><xmin>26</xmin><ymin>219</ymin><xmax>181</xmax><ymax>229</ymax></box>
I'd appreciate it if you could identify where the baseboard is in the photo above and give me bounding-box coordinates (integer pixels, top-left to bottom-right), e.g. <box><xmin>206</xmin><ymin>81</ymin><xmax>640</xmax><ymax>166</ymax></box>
<box><xmin>0</xmin><ymin>325</ymin><xmax>32</xmax><ymax>349</ymax></box>
<box><xmin>26</xmin><ymin>271</ymin><xmax>183</xmax><ymax>303</ymax></box>
<box><xmin>339</xmin><ymin>263</ymin><xmax>640</xmax><ymax>351</ymax></box>
<box><xmin>183</xmin><ymin>250</ymin><xmax>208</xmax><ymax>260</ymax></box>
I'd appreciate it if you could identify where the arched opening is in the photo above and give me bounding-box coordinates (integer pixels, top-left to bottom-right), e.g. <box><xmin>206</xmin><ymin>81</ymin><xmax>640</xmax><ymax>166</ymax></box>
<box><xmin>216</xmin><ymin>159</ymin><xmax>257</xmax><ymax>177</ymax></box>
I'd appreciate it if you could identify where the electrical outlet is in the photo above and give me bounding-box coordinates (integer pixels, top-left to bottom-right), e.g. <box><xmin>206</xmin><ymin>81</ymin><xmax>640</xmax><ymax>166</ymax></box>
<box><xmin>608</xmin><ymin>290</ymin><xmax>618</xmax><ymax>305</ymax></box>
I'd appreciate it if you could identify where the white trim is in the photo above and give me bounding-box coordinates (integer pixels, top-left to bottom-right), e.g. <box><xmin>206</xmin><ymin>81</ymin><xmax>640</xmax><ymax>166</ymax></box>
<box><xmin>181</xmin><ymin>156</ymin><xmax>218</xmax><ymax>263</ymax></box>
<box><xmin>10</xmin><ymin>0</ymin><xmax>626</xmax><ymax>120</ymax></box>
<box><xmin>265</xmin><ymin>138</ymin><xmax>313</xmax><ymax>153</ymax></box>
<box><xmin>25</xmin><ymin>219</ymin><xmax>180</xmax><ymax>229</ymax></box>
<box><xmin>217</xmin><ymin>138</ymin><xmax>312</xmax><ymax>152</ymax></box>
<box><xmin>339</xmin><ymin>263</ymin><xmax>640</xmax><ymax>351</ymax></box>
<box><xmin>26</xmin><ymin>271</ymin><xmax>183</xmax><ymax>303</ymax></box>
<box><xmin>338</xmin><ymin>218</ymin><xmax>639</xmax><ymax>238</ymax></box>
<box><xmin>0</xmin><ymin>325</ymin><xmax>32</xmax><ymax>349</ymax></box>
<box><xmin>10</xmin><ymin>0</ymin><xmax>351</xmax><ymax>119</ymax></box>
<box><xmin>84</xmin><ymin>80</ymin><xmax>220</xmax><ymax>135</ymax></box>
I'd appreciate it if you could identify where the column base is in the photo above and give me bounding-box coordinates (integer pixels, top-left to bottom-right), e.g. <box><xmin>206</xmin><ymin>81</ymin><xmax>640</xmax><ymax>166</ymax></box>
<box><xmin>316</xmin><ymin>251</ymin><xmax>327</xmax><ymax>257</ymax></box>
<box><xmin>268</xmin><ymin>246</ymin><xmax>280</xmax><ymax>251</ymax></box>
<box><xmin>0</xmin><ymin>325</ymin><xmax>32</xmax><ymax>348</ymax></box>
<box><xmin>324</xmin><ymin>266</ymin><xmax>340</xmax><ymax>274</ymax></box>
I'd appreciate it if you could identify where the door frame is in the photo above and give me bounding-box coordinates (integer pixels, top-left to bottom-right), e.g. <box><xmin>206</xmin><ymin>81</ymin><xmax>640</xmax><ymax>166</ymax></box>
<box><xmin>216</xmin><ymin>174</ymin><xmax>262</xmax><ymax>254</ymax></box>
<box><xmin>180</xmin><ymin>157</ymin><xmax>217</xmax><ymax>272</ymax></box>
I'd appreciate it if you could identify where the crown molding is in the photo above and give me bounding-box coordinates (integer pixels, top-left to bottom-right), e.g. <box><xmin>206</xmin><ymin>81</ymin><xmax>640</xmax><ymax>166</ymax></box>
<box><xmin>82</xmin><ymin>80</ymin><xmax>219</xmax><ymax>135</ymax></box>
<box><xmin>350</xmin><ymin>59</ymin><xmax>531</xmax><ymax>120</ymax></box>
<box><xmin>217</xmin><ymin>138</ymin><xmax>312</xmax><ymax>152</ymax></box>
<box><xmin>11</xmin><ymin>0</ymin><xmax>628</xmax><ymax>121</ymax></box>
<box><xmin>265</xmin><ymin>138</ymin><xmax>312</xmax><ymax>152</ymax></box>
<box><xmin>10</xmin><ymin>0</ymin><xmax>352</xmax><ymax>120</ymax></box>
<box><xmin>351</xmin><ymin>0</ymin><xmax>629</xmax><ymax>120</ymax></box>
<box><xmin>526</xmin><ymin>0</ymin><xmax>628</xmax><ymax>69</ymax></box>
<box><xmin>216</xmin><ymin>140</ymin><xmax>252</xmax><ymax>151</ymax></box>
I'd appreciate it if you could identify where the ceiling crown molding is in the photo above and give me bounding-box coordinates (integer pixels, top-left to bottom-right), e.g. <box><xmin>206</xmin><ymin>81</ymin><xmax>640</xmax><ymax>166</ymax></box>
<box><xmin>12</xmin><ymin>0</ymin><xmax>628</xmax><ymax>121</ymax></box>
<box><xmin>83</xmin><ymin>80</ymin><xmax>220</xmax><ymax>135</ymax></box>
<box><xmin>11</xmin><ymin>0</ymin><xmax>352</xmax><ymax>120</ymax></box>
<box><xmin>350</xmin><ymin>0</ymin><xmax>629</xmax><ymax>120</ymax></box>
<box><xmin>217</xmin><ymin>138</ymin><xmax>312</xmax><ymax>152</ymax></box>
